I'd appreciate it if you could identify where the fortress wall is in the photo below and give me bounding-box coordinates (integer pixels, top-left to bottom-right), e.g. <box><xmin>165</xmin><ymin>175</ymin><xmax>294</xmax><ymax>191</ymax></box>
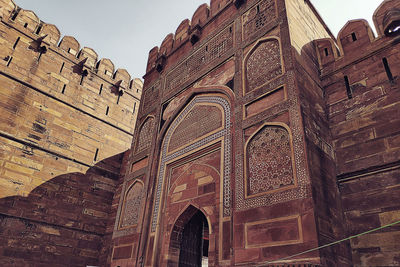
<box><xmin>0</xmin><ymin>1</ymin><xmax>142</xmax><ymax>266</ymax></box>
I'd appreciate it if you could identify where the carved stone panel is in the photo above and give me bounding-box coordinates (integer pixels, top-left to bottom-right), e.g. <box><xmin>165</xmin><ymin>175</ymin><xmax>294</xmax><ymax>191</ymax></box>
<box><xmin>245</xmin><ymin>38</ymin><xmax>283</xmax><ymax>93</ymax></box>
<box><xmin>119</xmin><ymin>181</ymin><xmax>144</xmax><ymax>229</ymax></box>
<box><xmin>246</xmin><ymin>125</ymin><xmax>295</xmax><ymax>197</ymax></box>
<box><xmin>242</xmin><ymin>0</ymin><xmax>277</xmax><ymax>41</ymax></box>
<box><xmin>142</xmin><ymin>81</ymin><xmax>160</xmax><ymax>111</ymax></box>
<box><xmin>136</xmin><ymin>117</ymin><xmax>155</xmax><ymax>153</ymax></box>
<box><xmin>168</xmin><ymin>104</ymin><xmax>223</xmax><ymax>153</ymax></box>
<box><xmin>165</xmin><ymin>24</ymin><xmax>234</xmax><ymax>94</ymax></box>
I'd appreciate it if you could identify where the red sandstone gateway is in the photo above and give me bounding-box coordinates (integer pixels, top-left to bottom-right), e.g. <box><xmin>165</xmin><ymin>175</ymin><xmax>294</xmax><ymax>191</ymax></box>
<box><xmin>0</xmin><ymin>0</ymin><xmax>399</xmax><ymax>266</ymax></box>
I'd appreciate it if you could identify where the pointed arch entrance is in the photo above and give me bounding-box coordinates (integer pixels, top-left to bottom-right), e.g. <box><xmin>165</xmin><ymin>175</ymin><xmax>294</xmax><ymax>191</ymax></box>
<box><xmin>148</xmin><ymin>93</ymin><xmax>233</xmax><ymax>266</ymax></box>
<box><xmin>169</xmin><ymin>205</ymin><xmax>209</xmax><ymax>267</ymax></box>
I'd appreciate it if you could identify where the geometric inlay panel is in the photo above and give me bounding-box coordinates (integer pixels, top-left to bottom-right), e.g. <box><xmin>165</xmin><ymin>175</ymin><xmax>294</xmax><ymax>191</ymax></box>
<box><xmin>245</xmin><ymin>38</ymin><xmax>282</xmax><ymax>93</ymax></box>
<box><xmin>246</xmin><ymin>124</ymin><xmax>295</xmax><ymax>197</ymax></box>
<box><xmin>165</xmin><ymin>24</ymin><xmax>234</xmax><ymax>94</ymax></box>
<box><xmin>119</xmin><ymin>181</ymin><xmax>144</xmax><ymax>229</ymax></box>
<box><xmin>242</xmin><ymin>0</ymin><xmax>277</xmax><ymax>42</ymax></box>
<box><xmin>168</xmin><ymin>104</ymin><xmax>223</xmax><ymax>153</ymax></box>
<box><xmin>136</xmin><ymin>117</ymin><xmax>155</xmax><ymax>153</ymax></box>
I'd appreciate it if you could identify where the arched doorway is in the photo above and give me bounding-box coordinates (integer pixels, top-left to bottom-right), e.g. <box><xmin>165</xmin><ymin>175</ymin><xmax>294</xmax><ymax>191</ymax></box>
<box><xmin>168</xmin><ymin>206</ymin><xmax>210</xmax><ymax>267</ymax></box>
<box><xmin>178</xmin><ymin>210</ymin><xmax>209</xmax><ymax>267</ymax></box>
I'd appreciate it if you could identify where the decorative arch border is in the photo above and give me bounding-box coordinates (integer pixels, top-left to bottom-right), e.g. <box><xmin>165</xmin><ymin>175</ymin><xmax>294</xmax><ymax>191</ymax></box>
<box><xmin>134</xmin><ymin>115</ymin><xmax>156</xmax><ymax>154</ymax></box>
<box><xmin>151</xmin><ymin>94</ymin><xmax>231</xmax><ymax>232</ymax></box>
<box><xmin>243</xmin><ymin>122</ymin><xmax>298</xmax><ymax>199</ymax></box>
<box><xmin>118</xmin><ymin>179</ymin><xmax>145</xmax><ymax>230</ymax></box>
<box><xmin>242</xmin><ymin>36</ymin><xmax>285</xmax><ymax>96</ymax></box>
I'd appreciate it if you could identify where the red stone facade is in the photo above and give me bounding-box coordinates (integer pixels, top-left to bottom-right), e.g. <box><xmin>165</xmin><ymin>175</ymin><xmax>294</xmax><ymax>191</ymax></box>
<box><xmin>111</xmin><ymin>0</ymin><xmax>400</xmax><ymax>266</ymax></box>
<box><xmin>1</xmin><ymin>0</ymin><xmax>399</xmax><ymax>266</ymax></box>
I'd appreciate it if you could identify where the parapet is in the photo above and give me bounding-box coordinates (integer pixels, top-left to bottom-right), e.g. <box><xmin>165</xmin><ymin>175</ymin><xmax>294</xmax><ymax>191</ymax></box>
<box><xmin>41</xmin><ymin>23</ymin><xmax>61</xmax><ymax>46</ymax></box>
<box><xmin>337</xmin><ymin>19</ymin><xmax>375</xmax><ymax>56</ymax></box>
<box><xmin>97</xmin><ymin>58</ymin><xmax>115</xmax><ymax>78</ymax></box>
<box><xmin>145</xmin><ymin>0</ymin><xmax>243</xmax><ymax>77</ymax></box>
<box><xmin>59</xmin><ymin>36</ymin><xmax>80</xmax><ymax>56</ymax></box>
<box><xmin>314</xmin><ymin>0</ymin><xmax>400</xmax><ymax>70</ymax></box>
<box><xmin>78</xmin><ymin>47</ymin><xmax>98</xmax><ymax>69</ymax></box>
<box><xmin>191</xmin><ymin>4</ymin><xmax>210</xmax><ymax>28</ymax></box>
<box><xmin>114</xmin><ymin>68</ymin><xmax>131</xmax><ymax>89</ymax></box>
<box><xmin>374</xmin><ymin>0</ymin><xmax>400</xmax><ymax>37</ymax></box>
<box><xmin>210</xmin><ymin>0</ymin><xmax>231</xmax><ymax>16</ymax></box>
<box><xmin>0</xmin><ymin>0</ymin><xmax>140</xmax><ymax>90</ymax></box>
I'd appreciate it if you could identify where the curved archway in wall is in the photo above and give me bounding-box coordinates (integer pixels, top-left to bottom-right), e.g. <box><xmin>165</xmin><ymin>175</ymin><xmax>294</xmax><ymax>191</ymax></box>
<box><xmin>151</xmin><ymin>93</ymin><xmax>232</xmax><ymax>234</ymax></box>
<box><xmin>168</xmin><ymin>205</ymin><xmax>210</xmax><ymax>267</ymax></box>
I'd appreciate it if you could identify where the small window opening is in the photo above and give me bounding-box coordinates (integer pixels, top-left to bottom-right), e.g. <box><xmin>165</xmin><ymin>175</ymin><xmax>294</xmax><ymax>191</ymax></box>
<box><xmin>344</xmin><ymin>75</ymin><xmax>352</xmax><ymax>99</ymax></box>
<box><xmin>382</xmin><ymin>57</ymin><xmax>394</xmax><ymax>82</ymax></box>
<box><xmin>99</xmin><ymin>84</ymin><xmax>103</xmax><ymax>95</ymax></box>
<box><xmin>61</xmin><ymin>84</ymin><xmax>66</xmax><ymax>94</ymax></box>
<box><xmin>6</xmin><ymin>56</ymin><xmax>13</xmax><ymax>67</ymax></box>
<box><xmin>324</xmin><ymin>48</ymin><xmax>329</xmax><ymax>57</ymax></box>
<box><xmin>351</xmin><ymin>32</ymin><xmax>357</xmax><ymax>41</ymax></box>
<box><xmin>104</xmin><ymin>70</ymin><xmax>107</xmax><ymax>75</ymax></box>
<box><xmin>11</xmin><ymin>11</ymin><xmax>18</xmax><ymax>21</ymax></box>
<box><xmin>133</xmin><ymin>102</ymin><xmax>136</xmax><ymax>114</ymax></box>
<box><xmin>117</xmin><ymin>94</ymin><xmax>120</xmax><ymax>105</ymax></box>
<box><xmin>35</xmin><ymin>25</ymin><xmax>42</xmax><ymax>35</ymax></box>
<box><xmin>106</xmin><ymin>106</ymin><xmax>109</xmax><ymax>116</ymax></box>
<box><xmin>24</xmin><ymin>23</ymin><xmax>28</xmax><ymax>28</ymax></box>
<box><xmin>257</xmin><ymin>5</ymin><xmax>260</xmax><ymax>13</ymax></box>
<box><xmin>94</xmin><ymin>148</ymin><xmax>99</xmax><ymax>161</ymax></box>
<box><xmin>13</xmin><ymin>37</ymin><xmax>20</xmax><ymax>50</ymax></box>
<box><xmin>205</xmin><ymin>45</ymin><xmax>208</xmax><ymax>52</ymax></box>
<box><xmin>229</xmin><ymin>26</ymin><xmax>232</xmax><ymax>33</ymax></box>
<box><xmin>60</xmin><ymin>62</ymin><xmax>64</xmax><ymax>73</ymax></box>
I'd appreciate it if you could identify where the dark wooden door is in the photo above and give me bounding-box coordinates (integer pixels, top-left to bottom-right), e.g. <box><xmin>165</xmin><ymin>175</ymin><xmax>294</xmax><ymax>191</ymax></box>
<box><xmin>178</xmin><ymin>212</ymin><xmax>205</xmax><ymax>267</ymax></box>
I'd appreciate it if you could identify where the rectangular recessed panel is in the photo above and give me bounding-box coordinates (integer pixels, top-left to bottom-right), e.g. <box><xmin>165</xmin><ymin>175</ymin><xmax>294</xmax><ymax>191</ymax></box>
<box><xmin>112</xmin><ymin>245</ymin><xmax>132</xmax><ymax>260</ymax></box>
<box><xmin>131</xmin><ymin>157</ymin><xmax>148</xmax><ymax>172</ymax></box>
<box><xmin>245</xmin><ymin>215</ymin><xmax>302</xmax><ymax>248</ymax></box>
<box><xmin>245</xmin><ymin>86</ymin><xmax>285</xmax><ymax>118</ymax></box>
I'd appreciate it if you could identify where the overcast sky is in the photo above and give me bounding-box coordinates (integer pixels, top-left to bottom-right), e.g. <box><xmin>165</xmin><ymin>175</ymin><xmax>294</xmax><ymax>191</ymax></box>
<box><xmin>13</xmin><ymin>0</ymin><xmax>383</xmax><ymax>79</ymax></box>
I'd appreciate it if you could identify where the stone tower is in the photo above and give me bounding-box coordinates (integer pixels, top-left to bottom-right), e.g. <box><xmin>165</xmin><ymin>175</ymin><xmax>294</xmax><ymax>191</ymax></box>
<box><xmin>110</xmin><ymin>0</ymin><xmax>400</xmax><ymax>266</ymax></box>
<box><xmin>111</xmin><ymin>0</ymin><xmax>352</xmax><ymax>266</ymax></box>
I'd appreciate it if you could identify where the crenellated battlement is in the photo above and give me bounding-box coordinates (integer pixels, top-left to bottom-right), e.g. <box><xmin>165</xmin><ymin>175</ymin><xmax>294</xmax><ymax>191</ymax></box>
<box><xmin>0</xmin><ymin>0</ymin><xmax>143</xmax><ymax>177</ymax></box>
<box><xmin>0</xmin><ymin>0</ymin><xmax>139</xmax><ymax>92</ymax></box>
<box><xmin>145</xmin><ymin>0</ymin><xmax>243</xmax><ymax>77</ymax></box>
<box><xmin>314</xmin><ymin>0</ymin><xmax>400</xmax><ymax>72</ymax></box>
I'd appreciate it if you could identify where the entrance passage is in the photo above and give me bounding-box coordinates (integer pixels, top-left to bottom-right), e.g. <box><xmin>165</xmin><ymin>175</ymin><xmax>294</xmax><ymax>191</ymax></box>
<box><xmin>178</xmin><ymin>210</ymin><xmax>209</xmax><ymax>267</ymax></box>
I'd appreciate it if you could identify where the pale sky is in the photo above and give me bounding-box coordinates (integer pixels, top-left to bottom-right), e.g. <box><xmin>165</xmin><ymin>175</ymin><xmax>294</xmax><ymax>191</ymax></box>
<box><xmin>13</xmin><ymin>0</ymin><xmax>384</xmax><ymax>79</ymax></box>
